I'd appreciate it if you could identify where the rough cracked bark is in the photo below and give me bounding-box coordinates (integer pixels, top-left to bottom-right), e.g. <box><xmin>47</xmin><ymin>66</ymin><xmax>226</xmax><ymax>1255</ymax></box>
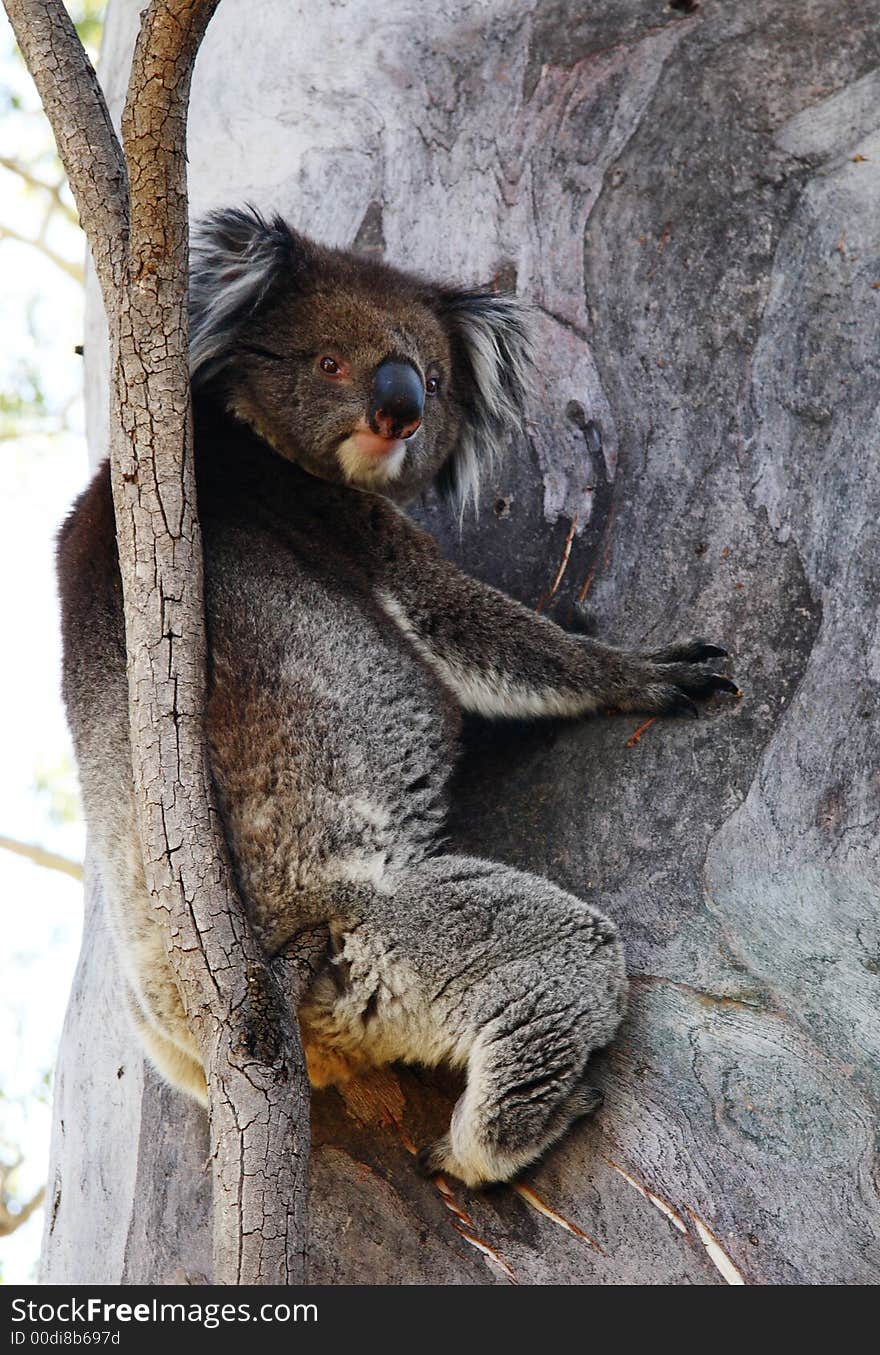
<box><xmin>6</xmin><ymin>0</ymin><xmax>317</xmax><ymax>1285</ymax></box>
<box><xmin>42</xmin><ymin>0</ymin><xmax>880</xmax><ymax>1285</ymax></box>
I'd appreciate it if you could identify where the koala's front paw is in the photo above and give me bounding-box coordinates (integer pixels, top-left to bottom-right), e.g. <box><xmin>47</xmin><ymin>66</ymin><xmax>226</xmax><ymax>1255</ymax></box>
<box><xmin>633</xmin><ymin>637</ymin><xmax>739</xmax><ymax>716</ymax></box>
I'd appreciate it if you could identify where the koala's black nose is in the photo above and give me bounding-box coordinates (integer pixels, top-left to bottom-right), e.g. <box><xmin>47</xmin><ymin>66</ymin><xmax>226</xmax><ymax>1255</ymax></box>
<box><xmin>369</xmin><ymin>360</ymin><xmax>424</xmax><ymax>440</ymax></box>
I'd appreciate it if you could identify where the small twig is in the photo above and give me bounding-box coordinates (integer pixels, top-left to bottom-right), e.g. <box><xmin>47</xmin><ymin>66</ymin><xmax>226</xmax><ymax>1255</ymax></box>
<box><xmin>626</xmin><ymin>717</ymin><xmax>657</xmax><ymax>748</ymax></box>
<box><xmin>537</xmin><ymin>516</ymin><xmax>578</xmax><ymax>612</ymax></box>
<box><xmin>577</xmin><ymin>504</ymin><xmax>616</xmax><ymax>602</ymax></box>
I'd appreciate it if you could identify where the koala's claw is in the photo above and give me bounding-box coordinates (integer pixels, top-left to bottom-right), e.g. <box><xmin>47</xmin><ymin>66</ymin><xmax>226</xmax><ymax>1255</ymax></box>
<box><xmin>647</xmin><ymin>637</ymin><xmax>731</xmax><ymax>665</ymax></box>
<box><xmin>634</xmin><ymin>639</ymin><xmax>740</xmax><ymax>716</ymax></box>
<box><xmin>670</xmin><ymin>691</ymin><xmax>701</xmax><ymax>718</ymax></box>
<box><xmin>706</xmin><ymin>673</ymin><xmax>739</xmax><ymax>695</ymax></box>
<box><xmin>665</xmin><ymin>671</ymin><xmax>740</xmax><ymax>712</ymax></box>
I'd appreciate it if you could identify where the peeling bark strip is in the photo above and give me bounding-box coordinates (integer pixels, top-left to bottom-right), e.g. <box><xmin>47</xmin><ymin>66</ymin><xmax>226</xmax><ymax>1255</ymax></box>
<box><xmin>512</xmin><ymin>1183</ymin><xmax>605</xmax><ymax>1254</ymax></box>
<box><xmin>687</xmin><ymin>1211</ymin><xmax>746</xmax><ymax>1287</ymax></box>
<box><xmin>6</xmin><ymin>0</ymin><xmax>316</xmax><ymax>1285</ymax></box>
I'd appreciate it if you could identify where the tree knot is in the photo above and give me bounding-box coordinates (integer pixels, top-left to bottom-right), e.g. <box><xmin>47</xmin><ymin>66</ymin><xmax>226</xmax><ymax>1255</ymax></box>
<box><xmin>239</xmin><ymin>962</ymin><xmax>287</xmax><ymax>1066</ymax></box>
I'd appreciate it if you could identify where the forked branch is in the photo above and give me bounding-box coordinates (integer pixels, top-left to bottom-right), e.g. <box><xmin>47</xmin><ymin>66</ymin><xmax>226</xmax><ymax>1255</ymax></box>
<box><xmin>5</xmin><ymin>0</ymin><xmax>316</xmax><ymax>1285</ymax></box>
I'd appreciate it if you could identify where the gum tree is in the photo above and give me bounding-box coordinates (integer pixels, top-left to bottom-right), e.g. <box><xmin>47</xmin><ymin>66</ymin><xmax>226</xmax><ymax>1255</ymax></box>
<box><xmin>31</xmin><ymin>0</ymin><xmax>880</xmax><ymax>1285</ymax></box>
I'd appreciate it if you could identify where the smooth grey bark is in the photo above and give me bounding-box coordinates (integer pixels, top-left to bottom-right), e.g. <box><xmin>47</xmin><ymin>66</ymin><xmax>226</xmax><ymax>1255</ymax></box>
<box><xmin>44</xmin><ymin>0</ymin><xmax>880</xmax><ymax>1284</ymax></box>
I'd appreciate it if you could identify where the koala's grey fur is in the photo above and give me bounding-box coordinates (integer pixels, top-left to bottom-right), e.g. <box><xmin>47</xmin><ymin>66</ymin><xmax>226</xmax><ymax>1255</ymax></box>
<box><xmin>58</xmin><ymin>208</ymin><xmax>735</xmax><ymax>1186</ymax></box>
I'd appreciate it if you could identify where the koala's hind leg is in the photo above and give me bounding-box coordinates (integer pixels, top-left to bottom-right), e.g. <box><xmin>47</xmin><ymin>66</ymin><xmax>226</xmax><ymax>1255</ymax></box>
<box><xmin>313</xmin><ymin>856</ymin><xmax>627</xmax><ymax>1187</ymax></box>
<box><xmin>124</xmin><ymin>985</ymin><xmax>208</xmax><ymax>1106</ymax></box>
<box><xmin>91</xmin><ymin>804</ymin><xmax>207</xmax><ymax>1107</ymax></box>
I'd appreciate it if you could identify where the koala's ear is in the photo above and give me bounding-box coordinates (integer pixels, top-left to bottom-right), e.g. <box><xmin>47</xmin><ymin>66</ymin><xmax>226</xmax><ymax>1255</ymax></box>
<box><xmin>189</xmin><ymin>205</ymin><xmax>310</xmax><ymax>388</ymax></box>
<box><xmin>432</xmin><ymin>287</ymin><xmax>534</xmax><ymax>514</ymax></box>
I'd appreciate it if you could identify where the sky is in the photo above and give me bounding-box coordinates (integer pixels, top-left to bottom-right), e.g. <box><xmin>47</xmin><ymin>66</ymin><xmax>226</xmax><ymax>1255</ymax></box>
<box><xmin>0</xmin><ymin>12</ymin><xmax>91</xmax><ymax>1283</ymax></box>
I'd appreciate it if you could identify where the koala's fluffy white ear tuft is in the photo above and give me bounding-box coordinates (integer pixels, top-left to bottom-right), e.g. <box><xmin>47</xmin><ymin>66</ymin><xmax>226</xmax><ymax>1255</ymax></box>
<box><xmin>189</xmin><ymin>206</ymin><xmax>309</xmax><ymax>387</ymax></box>
<box><xmin>434</xmin><ymin>289</ymin><xmax>534</xmax><ymax>515</ymax></box>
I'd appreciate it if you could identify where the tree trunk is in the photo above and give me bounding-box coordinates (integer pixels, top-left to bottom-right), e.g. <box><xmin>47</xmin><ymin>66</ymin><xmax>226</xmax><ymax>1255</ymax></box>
<box><xmin>44</xmin><ymin>0</ymin><xmax>880</xmax><ymax>1285</ymax></box>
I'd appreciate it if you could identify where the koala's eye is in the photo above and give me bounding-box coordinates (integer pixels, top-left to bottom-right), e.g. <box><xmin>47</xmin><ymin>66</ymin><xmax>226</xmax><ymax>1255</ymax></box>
<box><xmin>426</xmin><ymin>374</ymin><xmax>441</xmax><ymax>396</ymax></box>
<box><xmin>319</xmin><ymin>356</ymin><xmax>342</xmax><ymax>376</ymax></box>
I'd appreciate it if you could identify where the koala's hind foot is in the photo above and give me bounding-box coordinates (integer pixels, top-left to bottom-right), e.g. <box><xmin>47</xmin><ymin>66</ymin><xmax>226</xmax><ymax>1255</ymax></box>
<box><xmin>411</xmin><ymin>863</ymin><xmax>625</xmax><ymax>1187</ymax></box>
<box><xmin>418</xmin><ymin>1075</ymin><xmax>605</xmax><ymax>1186</ymax></box>
<box><xmin>416</xmin><ymin>970</ymin><xmax>620</xmax><ymax>1188</ymax></box>
<box><xmin>300</xmin><ymin>855</ymin><xmax>627</xmax><ymax>1188</ymax></box>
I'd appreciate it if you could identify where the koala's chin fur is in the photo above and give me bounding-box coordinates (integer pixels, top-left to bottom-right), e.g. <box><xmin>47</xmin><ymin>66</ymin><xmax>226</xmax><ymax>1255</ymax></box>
<box><xmin>59</xmin><ymin>208</ymin><xmax>735</xmax><ymax>1187</ymax></box>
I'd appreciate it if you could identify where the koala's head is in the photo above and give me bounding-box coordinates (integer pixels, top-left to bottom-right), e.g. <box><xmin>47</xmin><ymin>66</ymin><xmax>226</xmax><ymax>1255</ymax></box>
<box><xmin>189</xmin><ymin>207</ymin><xmax>532</xmax><ymax>509</ymax></box>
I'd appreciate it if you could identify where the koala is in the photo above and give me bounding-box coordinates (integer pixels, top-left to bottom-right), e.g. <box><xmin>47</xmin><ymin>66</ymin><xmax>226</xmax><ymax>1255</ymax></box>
<box><xmin>57</xmin><ymin>207</ymin><xmax>735</xmax><ymax>1187</ymax></box>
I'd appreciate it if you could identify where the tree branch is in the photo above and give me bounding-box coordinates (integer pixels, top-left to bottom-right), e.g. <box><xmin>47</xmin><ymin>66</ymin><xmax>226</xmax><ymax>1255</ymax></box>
<box><xmin>0</xmin><ymin>222</ymin><xmax>84</xmax><ymax>282</ymax></box>
<box><xmin>0</xmin><ymin>834</ymin><xmax>83</xmax><ymax>881</ymax></box>
<box><xmin>115</xmin><ymin>0</ymin><xmax>313</xmax><ymax>1286</ymax></box>
<box><xmin>0</xmin><ymin>1182</ymin><xmax>46</xmax><ymax>1238</ymax></box>
<box><xmin>0</xmin><ymin>155</ymin><xmax>80</xmax><ymax>226</ymax></box>
<box><xmin>3</xmin><ymin>0</ymin><xmax>128</xmax><ymax>308</ymax></box>
<box><xmin>7</xmin><ymin>0</ymin><xmax>317</xmax><ymax>1285</ymax></box>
